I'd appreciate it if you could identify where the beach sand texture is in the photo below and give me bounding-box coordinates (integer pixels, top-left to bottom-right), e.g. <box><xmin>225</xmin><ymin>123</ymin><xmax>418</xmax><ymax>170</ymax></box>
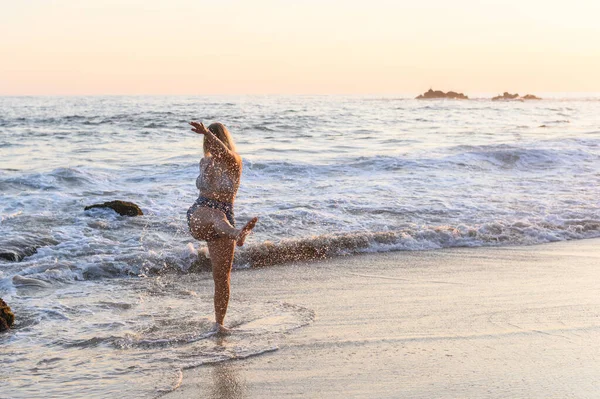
<box><xmin>164</xmin><ymin>239</ymin><xmax>600</xmax><ymax>398</ymax></box>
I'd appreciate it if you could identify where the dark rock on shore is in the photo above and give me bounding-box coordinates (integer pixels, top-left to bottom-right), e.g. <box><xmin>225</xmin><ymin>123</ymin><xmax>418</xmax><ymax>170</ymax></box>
<box><xmin>1</xmin><ymin>298</ymin><xmax>15</xmax><ymax>331</ymax></box>
<box><xmin>492</xmin><ymin>92</ymin><xmax>542</xmax><ymax>101</ymax></box>
<box><xmin>84</xmin><ymin>200</ymin><xmax>143</xmax><ymax>216</ymax></box>
<box><xmin>416</xmin><ymin>89</ymin><xmax>468</xmax><ymax>100</ymax></box>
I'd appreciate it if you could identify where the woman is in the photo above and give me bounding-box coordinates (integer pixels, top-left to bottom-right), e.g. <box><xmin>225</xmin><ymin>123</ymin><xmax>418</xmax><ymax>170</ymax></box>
<box><xmin>187</xmin><ymin>121</ymin><xmax>258</xmax><ymax>335</ymax></box>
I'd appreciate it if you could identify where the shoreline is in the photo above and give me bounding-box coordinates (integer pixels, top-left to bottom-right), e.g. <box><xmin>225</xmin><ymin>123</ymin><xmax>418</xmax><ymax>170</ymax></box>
<box><xmin>162</xmin><ymin>238</ymin><xmax>600</xmax><ymax>398</ymax></box>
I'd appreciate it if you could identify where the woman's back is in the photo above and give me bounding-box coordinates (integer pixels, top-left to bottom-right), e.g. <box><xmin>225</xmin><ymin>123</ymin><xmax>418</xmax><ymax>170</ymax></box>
<box><xmin>196</xmin><ymin>156</ymin><xmax>241</xmax><ymax>203</ymax></box>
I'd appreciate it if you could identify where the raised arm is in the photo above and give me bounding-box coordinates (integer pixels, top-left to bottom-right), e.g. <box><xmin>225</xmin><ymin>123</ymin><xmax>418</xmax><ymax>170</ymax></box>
<box><xmin>189</xmin><ymin>121</ymin><xmax>238</xmax><ymax>162</ymax></box>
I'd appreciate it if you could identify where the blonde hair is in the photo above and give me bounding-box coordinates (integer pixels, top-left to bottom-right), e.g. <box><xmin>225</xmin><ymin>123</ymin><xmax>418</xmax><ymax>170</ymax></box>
<box><xmin>204</xmin><ymin>122</ymin><xmax>236</xmax><ymax>156</ymax></box>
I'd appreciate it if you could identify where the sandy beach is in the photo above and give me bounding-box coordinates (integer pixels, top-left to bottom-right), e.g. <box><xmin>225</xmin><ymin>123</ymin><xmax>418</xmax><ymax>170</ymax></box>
<box><xmin>163</xmin><ymin>239</ymin><xmax>600</xmax><ymax>398</ymax></box>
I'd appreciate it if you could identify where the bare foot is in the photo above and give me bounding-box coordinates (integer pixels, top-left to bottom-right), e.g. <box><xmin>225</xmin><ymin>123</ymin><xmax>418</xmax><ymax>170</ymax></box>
<box><xmin>236</xmin><ymin>217</ymin><xmax>258</xmax><ymax>247</ymax></box>
<box><xmin>212</xmin><ymin>322</ymin><xmax>231</xmax><ymax>336</ymax></box>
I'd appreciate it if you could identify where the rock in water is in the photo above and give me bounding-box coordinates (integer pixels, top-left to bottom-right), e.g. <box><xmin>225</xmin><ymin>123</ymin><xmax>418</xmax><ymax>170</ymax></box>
<box><xmin>492</xmin><ymin>92</ymin><xmax>520</xmax><ymax>101</ymax></box>
<box><xmin>416</xmin><ymin>89</ymin><xmax>468</xmax><ymax>100</ymax></box>
<box><xmin>492</xmin><ymin>92</ymin><xmax>542</xmax><ymax>101</ymax></box>
<box><xmin>0</xmin><ymin>298</ymin><xmax>15</xmax><ymax>331</ymax></box>
<box><xmin>522</xmin><ymin>94</ymin><xmax>542</xmax><ymax>100</ymax></box>
<box><xmin>84</xmin><ymin>200</ymin><xmax>143</xmax><ymax>216</ymax></box>
<box><xmin>0</xmin><ymin>247</ymin><xmax>38</xmax><ymax>262</ymax></box>
<box><xmin>0</xmin><ymin>234</ymin><xmax>58</xmax><ymax>262</ymax></box>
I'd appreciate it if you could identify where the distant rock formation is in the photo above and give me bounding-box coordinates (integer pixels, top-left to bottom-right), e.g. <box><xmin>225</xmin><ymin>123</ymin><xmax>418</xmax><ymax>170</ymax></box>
<box><xmin>0</xmin><ymin>298</ymin><xmax>15</xmax><ymax>331</ymax></box>
<box><xmin>416</xmin><ymin>89</ymin><xmax>468</xmax><ymax>100</ymax></box>
<box><xmin>492</xmin><ymin>92</ymin><xmax>542</xmax><ymax>101</ymax></box>
<box><xmin>84</xmin><ymin>200</ymin><xmax>143</xmax><ymax>216</ymax></box>
<box><xmin>492</xmin><ymin>92</ymin><xmax>520</xmax><ymax>101</ymax></box>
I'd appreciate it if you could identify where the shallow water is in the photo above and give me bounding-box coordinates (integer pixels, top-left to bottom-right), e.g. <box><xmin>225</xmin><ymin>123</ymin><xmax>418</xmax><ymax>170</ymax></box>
<box><xmin>1</xmin><ymin>275</ymin><xmax>314</xmax><ymax>398</ymax></box>
<box><xmin>0</xmin><ymin>95</ymin><xmax>599</xmax><ymax>397</ymax></box>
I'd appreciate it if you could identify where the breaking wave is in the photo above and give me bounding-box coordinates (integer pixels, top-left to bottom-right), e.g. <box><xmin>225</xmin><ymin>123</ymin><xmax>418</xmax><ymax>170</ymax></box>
<box><xmin>223</xmin><ymin>219</ymin><xmax>600</xmax><ymax>268</ymax></box>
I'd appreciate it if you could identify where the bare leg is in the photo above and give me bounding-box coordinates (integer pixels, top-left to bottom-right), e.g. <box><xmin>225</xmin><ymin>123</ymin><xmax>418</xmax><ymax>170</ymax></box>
<box><xmin>212</xmin><ymin>214</ymin><xmax>240</xmax><ymax>240</ymax></box>
<box><xmin>190</xmin><ymin>208</ymin><xmax>238</xmax><ymax>241</ymax></box>
<box><xmin>191</xmin><ymin>208</ymin><xmax>258</xmax><ymax>244</ymax></box>
<box><xmin>236</xmin><ymin>217</ymin><xmax>259</xmax><ymax>247</ymax></box>
<box><xmin>213</xmin><ymin>214</ymin><xmax>258</xmax><ymax>245</ymax></box>
<box><xmin>207</xmin><ymin>237</ymin><xmax>236</xmax><ymax>333</ymax></box>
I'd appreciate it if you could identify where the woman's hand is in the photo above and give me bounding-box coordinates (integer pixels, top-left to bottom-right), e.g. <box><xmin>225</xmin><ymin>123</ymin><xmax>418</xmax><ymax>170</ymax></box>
<box><xmin>189</xmin><ymin>121</ymin><xmax>209</xmax><ymax>135</ymax></box>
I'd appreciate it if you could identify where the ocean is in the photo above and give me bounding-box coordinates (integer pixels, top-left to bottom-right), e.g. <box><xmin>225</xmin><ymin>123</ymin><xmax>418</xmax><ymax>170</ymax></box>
<box><xmin>1</xmin><ymin>95</ymin><xmax>599</xmax><ymax>397</ymax></box>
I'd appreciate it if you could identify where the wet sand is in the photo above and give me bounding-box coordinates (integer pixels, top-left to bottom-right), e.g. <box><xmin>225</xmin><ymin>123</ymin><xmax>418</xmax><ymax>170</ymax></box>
<box><xmin>163</xmin><ymin>239</ymin><xmax>600</xmax><ymax>398</ymax></box>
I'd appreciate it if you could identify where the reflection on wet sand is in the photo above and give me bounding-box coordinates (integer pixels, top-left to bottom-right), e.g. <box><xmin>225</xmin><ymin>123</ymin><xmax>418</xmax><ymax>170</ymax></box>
<box><xmin>209</xmin><ymin>338</ymin><xmax>246</xmax><ymax>399</ymax></box>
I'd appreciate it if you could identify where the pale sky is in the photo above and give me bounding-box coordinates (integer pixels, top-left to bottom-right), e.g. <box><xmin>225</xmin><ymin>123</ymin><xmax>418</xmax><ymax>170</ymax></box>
<box><xmin>1</xmin><ymin>0</ymin><xmax>599</xmax><ymax>95</ymax></box>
